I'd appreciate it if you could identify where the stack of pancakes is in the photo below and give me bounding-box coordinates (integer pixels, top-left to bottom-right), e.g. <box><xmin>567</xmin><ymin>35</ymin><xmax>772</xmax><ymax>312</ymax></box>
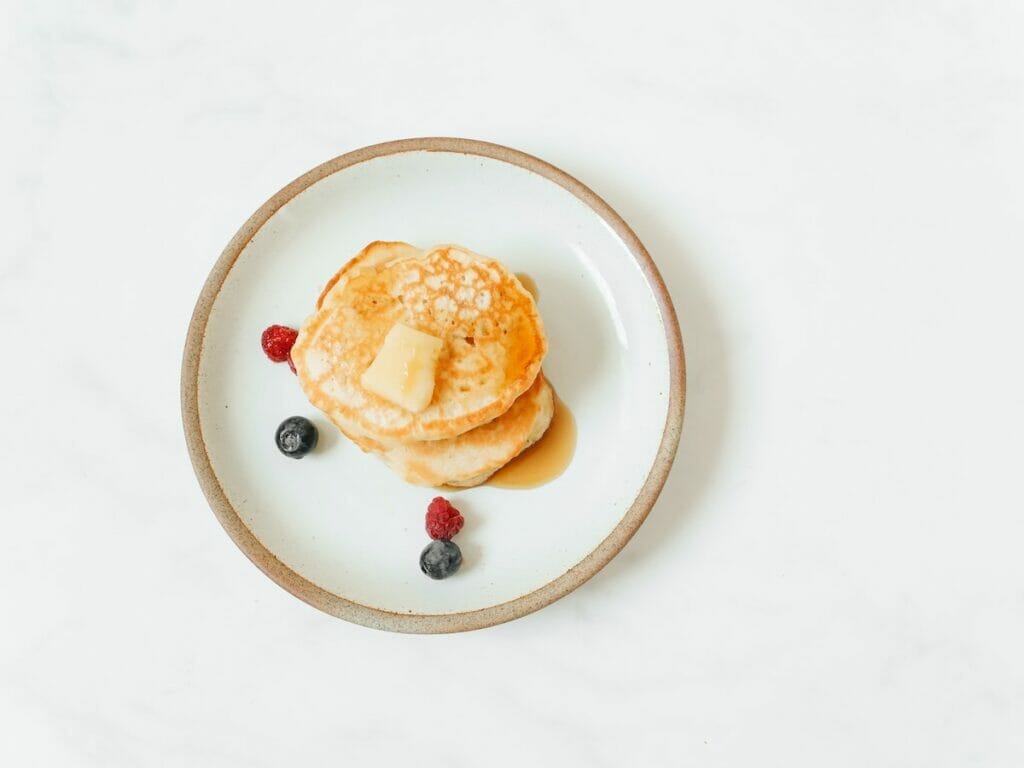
<box><xmin>291</xmin><ymin>242</ymin><xmax>552</xmax><ymax>487</ymax></box>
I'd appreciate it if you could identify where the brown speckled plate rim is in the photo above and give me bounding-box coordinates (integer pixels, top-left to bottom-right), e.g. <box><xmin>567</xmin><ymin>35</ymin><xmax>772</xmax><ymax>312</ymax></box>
<box><xmin>181</xmin><ymin>137</ymin><xmax>685</xmax><ymax>633</ymax></box>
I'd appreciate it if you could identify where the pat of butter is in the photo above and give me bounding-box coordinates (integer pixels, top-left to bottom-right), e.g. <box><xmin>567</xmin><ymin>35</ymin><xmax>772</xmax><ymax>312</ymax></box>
<box><xmin>360</xmin><ymin>323</ymin><xmax>444</xmax><ymax>413</ymax></box>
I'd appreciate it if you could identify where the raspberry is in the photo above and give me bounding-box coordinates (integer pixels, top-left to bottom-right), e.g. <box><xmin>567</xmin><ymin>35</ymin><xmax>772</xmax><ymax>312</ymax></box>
<box><xmin>261</xmin><ymin>325</ymin><xmax>298</xmax><ymax>363</ymax></box>
<box><xmin>426</xmin><ymin>497</ymin><xmax>464</xmax><ymax>540</ymax></box>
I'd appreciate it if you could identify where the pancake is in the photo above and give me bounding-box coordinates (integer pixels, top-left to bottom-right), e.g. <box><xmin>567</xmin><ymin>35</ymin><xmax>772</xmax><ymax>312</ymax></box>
<box><xmin>370</xmin><ymin>373</ymin><xmax>553</xmax><ymax>487</ymax></box>
<box><xmin>292</xmin><ymin>242</ymin><xmax>547</xmax><ymax>443</ymax></box>
<box><xmin>315</xmin><ymin>241</ymin><xmax>421</xmax><ymax>312</ymax></box>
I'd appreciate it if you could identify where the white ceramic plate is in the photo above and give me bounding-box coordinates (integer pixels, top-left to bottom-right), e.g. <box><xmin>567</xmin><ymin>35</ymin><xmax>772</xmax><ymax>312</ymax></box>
<box><xmin>182</xmin><ymin>138</ymin><xmax>684</xmax><ymax>633</ymax></box>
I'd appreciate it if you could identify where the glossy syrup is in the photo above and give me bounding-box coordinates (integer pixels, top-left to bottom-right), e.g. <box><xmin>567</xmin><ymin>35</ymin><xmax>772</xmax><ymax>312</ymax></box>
<box><xmin>515</xmin><ymin>272</ymin><xmax>539</xmax><ymax>301</ymax></box>
<box><xmin>488</xmin><ymin>391</ymin><xmax>576</xmax><ymax>489</ymax></box>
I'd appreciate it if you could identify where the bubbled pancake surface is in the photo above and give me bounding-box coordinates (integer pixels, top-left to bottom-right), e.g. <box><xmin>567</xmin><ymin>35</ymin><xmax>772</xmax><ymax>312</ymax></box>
<box><xmin>292</xmin><ymin>242</ymin><xmax>547</xmax><ymax>443</ymax></box>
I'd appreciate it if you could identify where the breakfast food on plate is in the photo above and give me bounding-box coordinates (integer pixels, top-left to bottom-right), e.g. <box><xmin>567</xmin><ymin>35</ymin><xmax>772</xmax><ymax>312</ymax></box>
<box><xmin>420</xmin><ymin>539</ymin><xmax>463</xmax><ymax>580</ymax></box>
<box><xmin>274</xmin><ymin>416</ymin><xmax>318</xmax><ymax>459</ymax></box>
<box><xmin>294</xmin><ymin>242</ymin><xmax>547</xmax><ymax>442</ymax></box>
<box><xmin>290</xmin><ymin>241</ymin><xmax>552</xmax><ymax>486</ymax></box>
<box><xmin>425</xmin><ymin>497</ymin><xmax>465</xmax><ymax>540</ymax></box>
<box><xmin>374</xmin><ymin>372</ymin><xmax>553</xmax><ymax>487</ymax></box>
<box><xmin>420</xmin><ymin>496</ymin><xmax>465</xmax><ymax>579</ymax></box>
<box><xmin>261</xmin><ymin>324</ymin><xmax>299</xmax><ymax>373</ymax></box>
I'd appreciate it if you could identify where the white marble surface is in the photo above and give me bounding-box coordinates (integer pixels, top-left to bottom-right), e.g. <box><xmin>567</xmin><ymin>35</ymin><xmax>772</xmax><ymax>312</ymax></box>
<box><xmin>4</xmin><ymin>1</ymin><xmax>1024</xmax><ymax>765</ymax></box>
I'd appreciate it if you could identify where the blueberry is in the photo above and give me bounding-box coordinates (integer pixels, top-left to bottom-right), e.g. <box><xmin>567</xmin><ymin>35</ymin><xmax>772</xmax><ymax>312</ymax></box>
<box><xmin>275</xmin><ymin>416</ymin><xmax>318</xmax><ymax>459</ymax></box>
<box><xmin>419</xmin><ymin>539</ymin><xmax>462</xmax><ymax>580</ymax></box>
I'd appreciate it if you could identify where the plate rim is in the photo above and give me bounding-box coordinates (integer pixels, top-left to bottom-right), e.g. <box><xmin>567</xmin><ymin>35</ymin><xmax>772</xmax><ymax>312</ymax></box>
<box><xmin>181</xmin><ymin>137</ymin><xmax>685</xmax><ymax>633</ymax></box>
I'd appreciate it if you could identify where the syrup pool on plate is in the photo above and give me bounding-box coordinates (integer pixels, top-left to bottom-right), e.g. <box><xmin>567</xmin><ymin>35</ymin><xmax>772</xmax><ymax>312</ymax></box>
<box><xmin>488</xmin><ymin>390</ymin><xmax>576</xmax><ymax>489</ymax></box>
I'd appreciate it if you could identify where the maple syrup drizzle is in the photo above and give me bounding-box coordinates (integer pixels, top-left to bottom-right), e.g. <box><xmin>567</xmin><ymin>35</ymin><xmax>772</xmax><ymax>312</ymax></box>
<box><xmin>515</xmin><ymin>272</ymin><xmax>539</xmax><ymax>302</ymax></box>
<box><xmin>488</xmin><ymin>390</ymin><xmax>576</xmax><ymax>489</ymax></box>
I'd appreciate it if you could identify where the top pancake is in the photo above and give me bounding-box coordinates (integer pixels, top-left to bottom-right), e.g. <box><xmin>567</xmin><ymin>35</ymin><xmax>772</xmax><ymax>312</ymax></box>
<box><xmin>292</xmin><ymin>242</ymin><xmax>547</xmax><ymax>443</ymax></box>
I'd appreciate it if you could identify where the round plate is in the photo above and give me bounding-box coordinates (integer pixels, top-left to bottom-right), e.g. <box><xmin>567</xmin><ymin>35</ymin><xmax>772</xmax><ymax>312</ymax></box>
<box><xmin>182</xmin><ymin>138</ymin><xmax>684</xmax><ymax>633</ymax></box>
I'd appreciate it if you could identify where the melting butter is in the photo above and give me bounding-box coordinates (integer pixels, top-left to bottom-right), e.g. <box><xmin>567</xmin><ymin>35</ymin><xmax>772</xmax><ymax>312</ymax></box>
<box><xmin>361</xmin><ymin>323</ymin><xmax>443</xmax><ymax>412</ymax></box>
